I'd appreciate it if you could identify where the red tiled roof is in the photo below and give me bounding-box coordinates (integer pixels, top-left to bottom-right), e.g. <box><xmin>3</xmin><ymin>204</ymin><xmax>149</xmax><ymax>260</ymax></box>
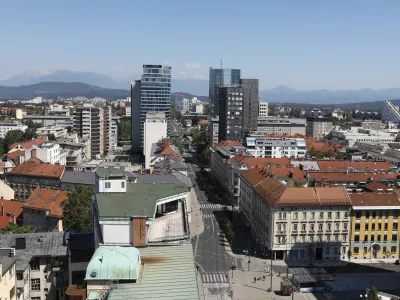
<box><xmin>9</xmin><ymin>136</ymin><xmax>46</xmax><ymax>150</ymax></box>
<box><xmin>199</xmin><ymin>120</ymin><xmax>209</xmax><ymax>125</ymax></box>
<box><xmin>365</xmin><ymin>181</ymin><xmax>390</xmax><ymax>192</ymax></box>
<box><xmin>160</xmin><ymin>146</ymin><xmax>176</xmax><ymax>155</ymax></box>
<box><xmin>23</xmin><ymin>187</ymin><xmax>67</xmax><ymax>218</ymax></box>
<box><xmin>350</xmin><ymin>192</ymin><xmax>400</xmax><ymax>207</ymax></box>
<box><xmin>0</xmin><ymin>200</ymin><xmax>24</xmax><ymax>230</ymax></box>
<box><xmin>211</xmin><ymin>140</ymin><xmax>242</xmax><ymax>151</ymax></box>
<box><xmin>317</xmin><ymin>161</ymin><xmax>347</xmax><ymax>170</ymax></box>
<box><xmin>307</xmin><ymin>142</ymin><xmax>335</xmax><ymax>152</ymax></box>
<box><xmin>6</xmin><ymin>150</ymin><xmax>25</xmax><ymax>160</ymax></box>
<box><xmin>8</xmin><ymin>158</ymin><xmax>65</xmax><ymax>178</ymax></box>
<box><xmin>241</xmin><ymin>167</ymin><xmax>270</xmax><ymax>186</ymax></box>
<box><xmin>232</xmin><ymin>155</ymin><xmax>290</xmax><ymax>168</ymax></box>
<box><xmin>308</xmin><ymin>171</ymin><xmax>398</xmax><ymax>182</ymax></box>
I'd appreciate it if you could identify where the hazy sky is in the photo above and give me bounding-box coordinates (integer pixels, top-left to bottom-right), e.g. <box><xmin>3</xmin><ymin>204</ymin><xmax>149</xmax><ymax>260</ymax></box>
<box><xmin>1</xmin><ymin>0</ymin><xmax>400</xmax><ymax>90</ymax></box>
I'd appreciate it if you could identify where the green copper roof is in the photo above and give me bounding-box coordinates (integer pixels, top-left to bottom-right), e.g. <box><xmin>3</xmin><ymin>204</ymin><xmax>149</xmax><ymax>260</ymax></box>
<box><xmin>108</xmin><ymin>244</ymin><xmax>198</xmax><ymax>300</ymax></box>
<box><xmin>95</xmin><ymin>183</ymin><xmax>187</xmax><ymax>218</ymax></box>
<box><xmin>85</xmin><ymin>247</ymin><xmax>141</xmax><ymax>281</ymax></box>
<box><xmin>95</xmin><ymin>167</ymin><xmax>126</xmax><ymax>179</ymax></box>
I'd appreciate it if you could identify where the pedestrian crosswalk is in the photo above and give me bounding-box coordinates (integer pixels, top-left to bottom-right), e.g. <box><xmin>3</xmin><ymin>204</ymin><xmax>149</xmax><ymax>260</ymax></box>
<box><xmin>201</xmin><ymin>272</ymin><xmax>229</xmax><ymax>283</ymax></box>
<box><xmin>202</xmin><ymin>214</ymin><xmax>215</xmax><ymax>219</ymax></box>
<box><xmin>201</xmin><ymin>203</ymin><xmax>227</xmax><ymax>210</ymax></box>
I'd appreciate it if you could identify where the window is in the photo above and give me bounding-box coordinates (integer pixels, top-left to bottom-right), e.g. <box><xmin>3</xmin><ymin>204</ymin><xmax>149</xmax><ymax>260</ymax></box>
<box><xmin>327</xmin><ymin>223</ymin><xmax>331</xmax><ymax>231</ymax></box>
<box><xmin>105</xmin><ymin>181</ymin><xmax>111</xmax><ymax>189</ymax></box>
<box><xmin>365</xmin><ymin>223</ymin><xmax>369</xmax><ymax>230</ymax></box>
<box><xmin>377</xmin><ymin>235</ymin><xmax>381</xmax><ymax>241</ymax></box>
<box><xmin>394</xmin><ymin>211</ymin><xmax>398</xmax><ymax>218</ymax></box>
<box><xmin>302</xmin><ymin>212</ymin><xmax>307</xmax><ymax>220</ymax></box>
<box><xmin>318</xmin><ymin>236</ymin><xmax>322</xmax><ymax>243</ymax></box>
<box><xmin>31</xmin><ymin>278</ymin><xmax>40</xmax><ymax>291</ymax></box>
<box><xmin>334</xmin><ymin>247</ymin><xmax>338</xmax><ymax>254</ymax></box>
<box><xmin>393</xmin><ymin>223</ymin><xmax>398</xmax><ymax>230</ymax></box>
<box><xmin>384</xmin><ymin>235</ymin><xmax>387</xmax><ymax>241</ymax></box>
<box><xmin>372</xmin><ymin>212</ymin><xmax>376</xmax><ymax>218</ymax></box>
<box><xmin>294</xmin><ymin>212</ymin><xmax>298</xmax><ymax>220</ymax></box>
<box><xmin>342</xmin><ymin>235</ymin><xmax>347</xmax><ymax>242</ymax></box>
<box><xmin>334</xmin><ymin>236</ymin><xmax>338</xmax><ymax>242</ymax></box>
<box><xmin>121</xmin><ymin>181</ymin><xmax>125</xmax><ymax>188</ymax></box>
<box><xmin>355</xmin><ymin>223</ymin><xmax>360</xmax><ymax>230</ymax></box>
<box><xmin>355</xmin><ymin>235</ymin><xmax>359</xmax><ymax>242</ymax></box>
<box><xmin>293</xmin><ymin>224</ymin><xmax>298</xmax><ymax>231</ymax></box>
<box><xmin>384</xmin><ymin>223</ymin><xmax>388</xmax><ymax>230</ymax></box>
<box><xmin>301</xmin><ymin>236</ymin><xmax>305</xmax><ymax>243</ymax></box>
<box><xmin>392</xmin><ymin>235</ymin><xmax>397</xmax><ymax>241</ymax></box>
<box><xmin>371</xmin><ymin>223</ymin><xmax>375</xmax><ymax>230</ymax></box>
<box><xmin>371</xmin><ymin>235</ymin><xmax>374</xmax><ymax>242</ymax></box>
<box><xmin>8</xmin><ymin>267</ymin><xmax>14</xmax><ymax>279</ymax></box>
<box><xmin>355</xmin><ymin>211</ymin><xmax>361</xmax><ymax>218</ymax></box>
<box><xmin>327</xmin><ymin>212</ymin><xmax>332</xmax><ymax>219</ymax></box>
<box><xmin>378</xmin><ymin>224</ymin><xmax>381</xmax><ymax>230</ymax></box>
<box><xmin>301</xmin><ymin>224</ymin><xmax>306</xmax><ymax>231</ymax></box>
<box><xmin>353</xmin><ymin>247</ymin><xmax>359</xmax><ymax>254</ymax></box>
<box><xmin>364</xmin><ymin>235</ymin><xmax>368</xmax><ymax>241</ymax></box>
<box><xmin>311</xmin><ymin>212</ymin><xmax>315</xmax><ymax>219</ymax></box>
<box><xmin>344</xmin><ymin>223</ymin><xmax>348</xmax><ymax>230</ymax></box>
<box><xmin>326</xmin><ymin>247</ymin><xmax>330</xmax><ymax>254</ymax></box>
<box><xmin>391</xmin><ymin>246</ymin><xmax>397</xmax><ymax>253</ymax></box>
<box><xmin>383</xmin><ymin>246</ymin><xmax>387</xmax><ymax>253</ymax></box>
<box><xmin>320</xmin><ymin>212</ymin><xmax>324</xmax><ymax>219</ymax></box>
<box><xmin>364</xmin><ymin>247</ymin><xmax>368</xmax><ymax>254</ymax></box>
<box><xmin>30</xmin><ymin>257</ymin><xmax>40</xmax><ymax>271</ymax></box>
<box><xmin>16</xmin><ymin>272</ymin><xmax>23</xmax><ymax>281</ymax></box>
<box><xmin>335</xmin><ymin>223</ymin><xmax>340</xmax><ymax>231</ymax></box>
<box><xmin>292</xmin><ymin>236</ymin><xmax>297</xmax><ymax>243</ymax></box>
<box><xmin>310</xmin><ymin>223</ymin><xmax>315</xmax><ymax>231</ymax></box>
<box><xmin>336</xmin><ymin>212</ymin><xmax>340</xmax><ymax>219</ymax></box>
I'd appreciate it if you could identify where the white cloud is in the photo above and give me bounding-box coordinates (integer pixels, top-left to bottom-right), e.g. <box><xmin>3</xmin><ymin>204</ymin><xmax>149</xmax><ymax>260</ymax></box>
<box><xmin>184</xmin><ymin>62</ymin><xmax>202</xmax><ymax>69</ymax></box>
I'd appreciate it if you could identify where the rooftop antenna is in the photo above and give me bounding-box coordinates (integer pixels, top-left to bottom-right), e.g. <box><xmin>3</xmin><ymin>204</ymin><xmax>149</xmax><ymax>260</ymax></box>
<box><xmin>220</xmin><ymin>59</ymin><xmax>223</xmax><ymax>69</ymax></box>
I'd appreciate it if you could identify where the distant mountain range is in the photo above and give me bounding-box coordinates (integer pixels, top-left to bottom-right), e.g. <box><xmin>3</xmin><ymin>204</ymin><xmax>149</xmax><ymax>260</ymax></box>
<box><xmin>1</xmin><ymin>70</ymin><xmax>400</xmax><ymax>104</ymax></box>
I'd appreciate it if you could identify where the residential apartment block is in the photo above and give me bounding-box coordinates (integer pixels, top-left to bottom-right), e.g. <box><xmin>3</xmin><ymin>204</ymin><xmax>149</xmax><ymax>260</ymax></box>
<box><xmin>239</xmin><ymin>167</ymin><xmax>352</xmax><ymax>262</ymax></box>
<box><xmin>258</xmin><ymin>101</ymin><xmax>268</xmax><ymax>117</ymax></box>
<box><xmin>0</xmin><ymin>123</ymin><xmax>27</xmax><ymax>138</ymax></box>
<box><xmin>6</xmin><ymin>159</ymin><xmax>65</xmax><ymax>201</ymax></box>
<box><xmin>244</xmin><ymin>135</ymin><xmax>307</xmax><ymax>159</ymax></box>
<box><xmin>0</xmin><ymin>232</ymin><xmax>68</xmax><ymax>300</ymax></box>
<box><xmin>306</xmin><ymin>117</ymin><xmax>333</xmax><ymax>140</ymax></box>
<box><xmin>25</xmin><ymin>143</ymin><xmax>67</xmax><ymax>166</ymax></box>
<box><xmin>208</xmin><ymin>116</ymin><xmax>219</xmax><ymax>145</ymax></box>
<box><xmin>349</xmin><ymin>192</ymin><xmax>400</xmax><ymax>261</ymax></box>
<box><xmin>143</xmin><ymin>112</ymin><xmax>167</xmax><ymax>169</ymax></box>
<box><xmin>74</xmin><ymin>104</ymin><xmax>111</xmax><ymax>159</ymax></box>
<box><xmin>0</xmin><ymin>255</ymin><xmax>16</xmax><ymax>300</ymax></box>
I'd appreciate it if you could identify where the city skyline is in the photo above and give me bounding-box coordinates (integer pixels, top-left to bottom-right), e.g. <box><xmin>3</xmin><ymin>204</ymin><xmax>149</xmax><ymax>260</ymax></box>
<box><xmin>2</xmin><ymin>1</ymin><xmax>400</xmax><ymax>90</ymax></box>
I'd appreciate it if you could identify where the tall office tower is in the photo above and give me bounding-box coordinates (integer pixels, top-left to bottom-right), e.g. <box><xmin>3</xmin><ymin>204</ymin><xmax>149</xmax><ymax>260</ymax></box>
<box><xmin>218</xmin><ymin>85</ymin><xmax>244</xmax><ymax>142</ymax></box>
<box><xmin>74</xmin><ymin>104</ymin><xmax>107</xmax><ymax>159</ymax></box>
<box><xmin>131</xmin><ymin>65</ymin><xmax>171</xmax><ymax>153</ymax></box>
<box><xmin>240</xmin><ymin>78</ymin><xmax>259</xmax><ymax>136</ymax></box>
<box><xmin>209</xmin><ymin>68</ymin><xmax>240</xmax><ymax>116</ymax></box>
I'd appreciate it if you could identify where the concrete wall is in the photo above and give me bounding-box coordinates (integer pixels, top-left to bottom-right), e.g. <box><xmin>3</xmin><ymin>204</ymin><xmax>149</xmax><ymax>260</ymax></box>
<box><xmin>144</xmin><ymin>118</ymin><xmax>167</xmax><ymax>169</ymax></box>
<box><xmin>97</xmin><ymin>178</ymin><xmax>126</xmax><ymax>193</ymax></box>
<box><xmin>0</xmin><ymin>261</ymin><xmax>16</xmax><ymax>300</ymax></box>
<box><xmin>0</xmin><ymin>180</ymin><xmax>15</xmax><ymax>200</ymax></box>
<box><xmin>101</xmin><ymin>220</ymin><xmax>132</xmax><ymax>245</ymax></box>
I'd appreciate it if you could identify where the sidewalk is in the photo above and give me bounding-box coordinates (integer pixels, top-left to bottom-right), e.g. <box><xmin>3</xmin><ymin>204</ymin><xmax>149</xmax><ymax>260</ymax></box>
<box><xmin>187</xmin><ymin>187</ymin><xmax>204</xmax><ymax>237</ymax></box>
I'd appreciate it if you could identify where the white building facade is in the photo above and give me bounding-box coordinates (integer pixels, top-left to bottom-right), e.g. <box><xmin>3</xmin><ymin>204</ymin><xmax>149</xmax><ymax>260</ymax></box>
<box><xmin>244</xmin><ymin>135</ymin><xmax>307</xmax><ymax>159</ymax></box>
<box><xmin>0</xmin><ymin>123</ymin><xmax>28</xmax><ymax>138</ymax></box>
<box><xmin>258</xmin><ymin>101</ymin><xmax>269</xmax><ymax>117</ymax></box>
<box><xmin>143</xmin><ymin>112</ymin><xmax>168</xmax><ymax>169</ymax></box>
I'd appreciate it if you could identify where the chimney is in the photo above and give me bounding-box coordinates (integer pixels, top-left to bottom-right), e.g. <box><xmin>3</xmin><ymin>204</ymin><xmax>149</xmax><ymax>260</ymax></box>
<box><xmin>31</xmin><ymin>149</ymin><xmax>37</xmax><ymax>159</ymax></box>
<box><xmin>288</xmin><ymin>169</ymin><xmax>294</xmax><ymax>178</ymax></box>
<box><xmin>39</xmin><ymin>235</ymin><xmax>44</xmax><ymax>242</ymax></box>
<box><xmin>299</xmin><ymin>164</ymin><xmax>304</xmax><ymax>171</ymax></box>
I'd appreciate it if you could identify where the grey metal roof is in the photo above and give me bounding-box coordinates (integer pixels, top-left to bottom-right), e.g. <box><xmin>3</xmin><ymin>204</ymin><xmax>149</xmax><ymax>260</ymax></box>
<box><xmin>108</xmin><ymin>244</ymin><xmax>198</xmax><ymax>300</ymax></box>
<box><xmin>0</xmin><ymin>232</ymin><xmax>67</xmax><ymax>271</ymax></box>
<box><xmin>154</xmin><ymin>160</ymin><xmax>188</xmax><ymax>170</ymax></box>
<box><xmin>0</xmin><ymin>255</ymin><xmax>16</xmax><ymax>276</ymax></box>
<box><xmin>136</xmin><ymin>174</ymin><xmax>184</xmax><ymax>185</ymax></box>
<box><xmin>61</xmin><ymin>171</ymin><xmax>95</xmax><ymax>185</ymax></box>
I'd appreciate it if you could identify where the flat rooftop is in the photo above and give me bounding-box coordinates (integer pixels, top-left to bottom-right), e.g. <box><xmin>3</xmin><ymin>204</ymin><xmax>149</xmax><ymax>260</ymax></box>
<box><xmin>108</xmin><ymin>244</ymin><xmax>198</xmax><ymax>300</ymax></box>
<box><xmin>96</xmin><ymin>183</ymin><xmax>187</xmax><ymax>218</ymax></box>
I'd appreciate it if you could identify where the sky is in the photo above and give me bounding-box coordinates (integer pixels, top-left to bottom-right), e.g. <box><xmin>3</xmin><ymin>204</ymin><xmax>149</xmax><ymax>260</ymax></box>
<box><xmin>1</xmin><ymin>0</ymin><xmax>400</xmax><ymax>90</ymax></box>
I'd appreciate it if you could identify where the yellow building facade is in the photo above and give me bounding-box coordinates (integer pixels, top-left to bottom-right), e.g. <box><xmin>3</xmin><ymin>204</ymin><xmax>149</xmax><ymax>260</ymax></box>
<box><xmin>349</xmin><ymin>193</ymin><xmax>400</xmax><ymax>261</ymax></box>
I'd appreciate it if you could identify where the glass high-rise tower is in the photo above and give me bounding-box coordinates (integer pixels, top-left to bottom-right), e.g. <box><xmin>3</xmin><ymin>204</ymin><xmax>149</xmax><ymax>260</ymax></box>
<box><xmin>131</xmin><ymin>64</ymin><xmax>171</xmax><ymax>152</ymax></box>
<box><xmin>209</xmin><ymin>68</ymin><xmax>241</xmax><ymax>116</ymax></box>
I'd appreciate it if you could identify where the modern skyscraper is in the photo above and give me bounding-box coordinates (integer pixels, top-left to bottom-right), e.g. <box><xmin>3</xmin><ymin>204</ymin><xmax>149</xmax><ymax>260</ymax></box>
<box><xmin>131</xmin><ymin>65</ymin><xmax>171</xmax><ymax>153</ymax></box>
<box><xmin>209</xmin><ymin>68</ymin><xmax>240</xmax><ymax>116</ymax></box>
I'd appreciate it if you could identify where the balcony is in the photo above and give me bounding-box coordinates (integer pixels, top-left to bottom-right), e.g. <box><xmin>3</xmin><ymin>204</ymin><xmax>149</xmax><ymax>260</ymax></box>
<box><xmin>17</xmin><ymin>274</ymin><xmax>28</xmax><ymax>288</ymax></box>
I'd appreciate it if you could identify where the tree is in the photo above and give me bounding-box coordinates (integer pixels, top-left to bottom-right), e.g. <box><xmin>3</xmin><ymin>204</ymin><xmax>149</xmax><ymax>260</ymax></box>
<box><xmin>5</xmin><ymin>130</ymin><xmax>25</xmax><ymax>151</ymax></box>
<box><xmin>367</xmin><ymin>287</ymin><xmax>380</xmax><ymax>300</ymax></box>
<box><xmin>48</xmin><ymin>134</ymin><xmax>56</xmax><ymax>141</ymax></box>
<box><xmin>171</xmin><ymin>138</ymin><xmax>184</xmax><ymax>155</ymax></box>
<box><xmin>0</xmin><ymin>222</ymin><xmax>32</xmax><ymax>234</ymax></box>
<box><xmin>61</xmin><ymin>187</ymin><xmax>94</xmax><ymax>232</ymax></box>
<box><xmin>192</xmin><ymin>115</ymin><xmax>200</xmax><ymax>126</ymax></box>
<box><xmin>23</xmin><ymin>128</ymin><xmax>37</xmax><ymax>140</ymax></box>
<box><xmin>202</xmin><ymin>146</ymin><xmax>211</xmax><ymax>164</ymax></box>
<box><xmin>66</xmin><ymin>126</ymin><xmax>73</xmax><ymax>133</ymax></box>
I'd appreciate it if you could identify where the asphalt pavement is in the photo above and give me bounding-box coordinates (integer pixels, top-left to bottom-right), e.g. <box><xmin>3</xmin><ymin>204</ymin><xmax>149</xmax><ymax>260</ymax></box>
<box><xmin>188</xmin><ymin>159</ymin><xmax>236</xmax><ymax>285</ymax></box>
